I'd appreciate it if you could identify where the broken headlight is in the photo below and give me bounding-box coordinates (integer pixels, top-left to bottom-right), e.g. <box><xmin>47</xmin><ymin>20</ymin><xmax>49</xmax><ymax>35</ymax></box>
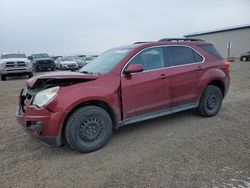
<box><xmin>32</xmin><ymin>86</ymin><xmax>59</xmax><ymax>107</ymax></box>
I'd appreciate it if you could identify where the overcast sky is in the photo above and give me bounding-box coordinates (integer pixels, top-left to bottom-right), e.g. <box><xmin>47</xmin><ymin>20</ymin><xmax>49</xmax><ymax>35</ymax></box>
<box><xmin>0</xmin><ymin>0</ymin><xmax>249</xmax><ymax>56</ymax></box>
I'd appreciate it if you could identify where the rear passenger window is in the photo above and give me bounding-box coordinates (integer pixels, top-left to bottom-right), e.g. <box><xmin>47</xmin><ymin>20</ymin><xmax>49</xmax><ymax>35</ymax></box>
<box><xmin>129</xmin><ymin>47</ymin><xmax>165</xmax><ymax>71</ymax></box>
<box><xmin>165</xmin><ymin>46</ymin><xmax>203</xmax><ymax>67</ymax></box>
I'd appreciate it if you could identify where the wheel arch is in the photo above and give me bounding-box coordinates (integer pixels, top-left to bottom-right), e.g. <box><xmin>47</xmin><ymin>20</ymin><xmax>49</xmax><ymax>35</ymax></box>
<box><xmin>60</xmin><ymin>99</ymin><xmax>117</xmax><ymax>144</ymax></box>
<box><xmin>198</xmin><ymin>67</ymin><xmax>228</xmax><ymax>101</ymax></box>
<box><xmin>207</xmin><ymin>79</ymin><xmax>225</xmax><ymax>97</ymax></box>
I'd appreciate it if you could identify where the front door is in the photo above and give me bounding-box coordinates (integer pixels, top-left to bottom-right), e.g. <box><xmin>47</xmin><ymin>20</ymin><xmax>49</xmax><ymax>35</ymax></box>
<box><xmin>121</xmin><ymin>47</ymin><xmax>171</xmax><ymax>119</ymax></box>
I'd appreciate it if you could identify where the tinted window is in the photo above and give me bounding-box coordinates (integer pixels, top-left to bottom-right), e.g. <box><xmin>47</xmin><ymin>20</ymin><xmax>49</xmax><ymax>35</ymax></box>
<box><xmin>32</xmin><ymin>53</ymin><xmax>50</xmax><ymax>59</ymax></box>
<box><xmin>1</xmin><ymin>54</ymin><xmax>26</xmax><ymax>59</ymax></box>
<box><xmin>165</xmin><ymin>46</ymin><xmax>199</xmax><ymax>66</ymax></box>
<box><xmin>61</xmin><ymin>57</ymin><xmax>74</xmax><ymax>61</ymax></box>
<box><xmin>199</xmin><ymin>44</ymin><xmax>223</xmax><ymax>59</ymax></box>
<box><xmin>129</xmin><ymin>47</ymin><xmax>165</xmax><ymax>71</ymax></box>
<box><xmin>193</xmin><ymin>51</ymin><xmax>203</xmax><ymax>62</ymax></box>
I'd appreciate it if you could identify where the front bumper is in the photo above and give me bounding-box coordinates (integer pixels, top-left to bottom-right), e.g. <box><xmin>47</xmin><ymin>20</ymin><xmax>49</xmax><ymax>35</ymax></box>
<box><xmin>0</xmin><ymin>67</ymin><xmax>33</xmax><ymax>75</ymax></box>
<box><xmin>61</xmin><ymin>64</ymin><xmax>78</xmax><ymax>69</ymax></box>
<box><xmin>35</xmin><ymin>63</ymin><xmax>55</xmax><ymax>70</ymax></box>
<box><xmin>16</xmin><ymin>103</ymin><xmax>64</xmax><ymax>147</ymax></box>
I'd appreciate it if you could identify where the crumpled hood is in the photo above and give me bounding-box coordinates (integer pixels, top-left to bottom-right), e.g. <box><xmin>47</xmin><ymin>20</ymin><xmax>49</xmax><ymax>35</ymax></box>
<box><xmin>26</xmin><ymin>71</ymin><xmax>99</xmax><ymax>88</ymax></box>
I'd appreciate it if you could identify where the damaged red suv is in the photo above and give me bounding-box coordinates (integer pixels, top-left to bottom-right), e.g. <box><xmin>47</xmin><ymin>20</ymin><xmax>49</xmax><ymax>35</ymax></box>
<box><xmin>16</xmin><ymin>38</ymin><xmax>230</xmax><ymax>153</ymax></box>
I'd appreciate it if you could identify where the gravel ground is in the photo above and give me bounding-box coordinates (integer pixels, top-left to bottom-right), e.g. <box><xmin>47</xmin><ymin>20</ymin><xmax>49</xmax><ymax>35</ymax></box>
<box><xmin>0</xmin><ymin>61</ymin><xmax>249</xmax><ymax>188</ymax></box>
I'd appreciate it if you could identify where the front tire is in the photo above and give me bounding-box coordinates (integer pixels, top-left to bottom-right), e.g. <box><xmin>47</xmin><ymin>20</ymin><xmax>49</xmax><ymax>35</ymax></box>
<box><xmin>65</xmin><ymin>106</ymin><xmax>113</xmax><ymax>153</ymax></box>
<box><xmin>197</xmin><ymin>85</ymin><xmax>223</xmax><ymax>117</ymax></box>
<box><xmin>28</xmin><ymin>72</ymin><xmax>33</xmax><ymax>78</ymax></box>
<box><xmin>1</xmin><ymin>74</ymin><xmax>6</xmax><ymax>81</ymax></box>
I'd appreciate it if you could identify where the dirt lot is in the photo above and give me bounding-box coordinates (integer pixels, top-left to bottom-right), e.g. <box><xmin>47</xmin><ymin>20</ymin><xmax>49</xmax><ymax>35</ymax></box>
<box><xmin>0</xmin><ymin>61</ymin><xmax>249</xmax><ymax>188</ymax></box>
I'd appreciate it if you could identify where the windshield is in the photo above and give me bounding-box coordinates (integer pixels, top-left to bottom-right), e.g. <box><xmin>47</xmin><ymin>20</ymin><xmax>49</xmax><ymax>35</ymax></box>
<box><xmin>61</xmin><ymin>57</ymin><xmax>74</xmax><ymax>61</ymax></box>
<box><xmin>32</xmin><ymin>53</ymin><xmax>50</xmax><ymax>59</ymax></box>
<box><xmin>79</xmin><ymin>48</ymin><xmax>132</xmax><ymax>74</ymax></box>
<box><xmin>85</xmin><ymin>57</ymin><xmax>95</xmax><ymax>61</ymax></box>
<box><xmin>1</xmin><ymin>54</ymin><xmax>26</xmax><ymax>59</ymax></box>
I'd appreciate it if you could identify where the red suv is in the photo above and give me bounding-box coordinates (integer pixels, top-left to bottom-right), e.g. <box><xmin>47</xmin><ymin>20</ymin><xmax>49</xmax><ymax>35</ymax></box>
<box><xmin>16</xmin><ymin>38</ymin><xmax>230</xmax><ymax>153</ymax></box>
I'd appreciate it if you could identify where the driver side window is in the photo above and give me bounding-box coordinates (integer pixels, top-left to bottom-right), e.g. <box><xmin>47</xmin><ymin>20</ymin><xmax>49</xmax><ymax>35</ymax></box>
<box><xmin>128</xmin><ymin>47</ymin><xmax>165</xmax><ymax>71</ymax></box>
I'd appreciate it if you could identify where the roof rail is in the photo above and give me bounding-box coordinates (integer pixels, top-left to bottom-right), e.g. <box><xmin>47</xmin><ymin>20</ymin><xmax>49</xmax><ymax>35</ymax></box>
<box><xmin>133</xmin><ymin>41</ymin><xmax>153</xmax><ymax>44</ymax></box>
<box><xmin>158</xmin><ymin>38</ymin><xmax>204</xmax><ymax>42</ymax></box>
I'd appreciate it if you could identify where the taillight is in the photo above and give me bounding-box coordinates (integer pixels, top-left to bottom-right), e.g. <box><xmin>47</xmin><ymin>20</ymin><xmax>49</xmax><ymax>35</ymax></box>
<box><xmin>224</xmin><ymin>61</ymin><xmax>230</xmax><ymax>73</ymax></box>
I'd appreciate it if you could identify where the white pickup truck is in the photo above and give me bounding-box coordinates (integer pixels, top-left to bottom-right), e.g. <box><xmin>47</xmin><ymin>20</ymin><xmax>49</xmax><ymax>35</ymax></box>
<box><xmin>0</xmin><ymin>53</ymin><xmax>33</xmax><ymax>81</ymax></box>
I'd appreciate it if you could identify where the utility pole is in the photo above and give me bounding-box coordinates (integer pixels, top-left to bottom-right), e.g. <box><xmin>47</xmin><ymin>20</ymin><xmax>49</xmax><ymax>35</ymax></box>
<box><xmin>227</xmin><ymin>42</ymin><xmax>231</xmax><ymax>59</ymax></box>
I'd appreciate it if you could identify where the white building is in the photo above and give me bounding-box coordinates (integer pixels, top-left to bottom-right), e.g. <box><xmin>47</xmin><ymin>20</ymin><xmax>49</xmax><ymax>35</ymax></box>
<box><xmin>184</xmin><ymin>25</ymin><xmax>250</xmax><ymax>58</ymax></box>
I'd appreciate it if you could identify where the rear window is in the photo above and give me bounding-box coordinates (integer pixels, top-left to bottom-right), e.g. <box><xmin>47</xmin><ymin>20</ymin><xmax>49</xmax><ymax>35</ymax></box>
<box><xmin>199</xmin><ymin>44</ymin><xmax>223</xmax><ymax>59</ymax></box>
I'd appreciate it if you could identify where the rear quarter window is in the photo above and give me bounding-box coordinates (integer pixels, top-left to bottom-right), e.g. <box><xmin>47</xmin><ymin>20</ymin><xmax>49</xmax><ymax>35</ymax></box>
<box><xmin>199</xmin><ymin>44</ymin><xmax>223</xmax><ymax>59</ymax></box>
<box><xmin>164</xmin><ymin>46</ymin><xmax>203</xmax><ymax>67</ymax></box>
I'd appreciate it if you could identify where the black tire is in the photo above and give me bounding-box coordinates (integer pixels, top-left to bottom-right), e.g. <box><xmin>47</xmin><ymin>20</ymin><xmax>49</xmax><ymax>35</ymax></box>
<box><xmin>65</xmin><ymin>106</ymin><xmax>113</xmax><ymax>153</ymax></box>
<box><xmin>28</xmin><ymin>72</ymin><xmax>33</xmax><ymax>78</ymax></box>
<box><xmin>240</xmin><ymin>56</ymin><xmax>248</xmax><ymax>62</ymax></box>
<box><xmin>60</xmin><ymin>65</ymin><xmax>63</xmax><ymax>70</ymax></box>
<box><xmin>197</xmin><ymin>85</ymin><xmax>223</xmax><ymax>117</ymax></box>
<box><xmin>1</xmin><ymin>74</ymin><xmax>6</xmax><ymax>81</ymax></box>
<box><xmin>52</xmin><ymin>66</ymin><xmax>56</xmax><ymax>71</ymax></box>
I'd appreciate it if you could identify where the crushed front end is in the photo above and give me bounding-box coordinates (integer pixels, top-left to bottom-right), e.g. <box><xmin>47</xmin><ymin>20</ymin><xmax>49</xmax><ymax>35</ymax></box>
<box><xmin>16</xmin><ymin>87</ymin><xmax>63</xmax><ymax>146</ymax></box>
<box><xmin>16</xmin><ymin>73</ymin><xmax>97</xmax><ymax>146</ymax></box>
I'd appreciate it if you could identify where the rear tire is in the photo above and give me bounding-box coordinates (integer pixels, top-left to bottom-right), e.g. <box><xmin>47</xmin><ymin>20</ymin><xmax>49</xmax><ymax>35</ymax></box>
<box><xmin>1</xmin><ymin>74</ymin><xmax>6</xmax><ymax>81</ymax></box>
<box><xmin>65</xmin><ymin>106</ymin><xmax>113</xmax><ymax>153</ymax></box>
<box><xmin>197</xmin><ymin>85</ymin><xmax>222</xmax><ymax>117</ymax></box>
<box><xmin>28</xmin><ymin>72</ymin><xmax>33</xmax><ymax>78</ymax></box>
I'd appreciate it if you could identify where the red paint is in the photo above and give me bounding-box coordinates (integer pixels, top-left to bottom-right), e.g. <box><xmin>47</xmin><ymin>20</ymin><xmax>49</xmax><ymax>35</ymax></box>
<box><xmin>16</xmin><ymin>41</ymin><xmax>230</xmax><ymax>145</ymax></box>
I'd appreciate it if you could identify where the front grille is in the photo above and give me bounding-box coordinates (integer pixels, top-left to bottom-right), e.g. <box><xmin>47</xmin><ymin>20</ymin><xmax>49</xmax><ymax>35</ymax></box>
<box><xmin>17</xmin><ymin>61</ymin><xmax>26</xmax><ymax>67</ymax></box>
<box><xmin>19</xmin><ymin>89</ymin><xmax>27</xmax><ymax>113</ymax></box>
<box><xmin>67</xmin><ymin>64</ymin><xmax>77</xmax><ymax>68</ymax></box>
<box><xmin>5</xmin><ymin>61</ymin><xmax>26</xmax><ymax>68</ymax></box>
<box><xmin>5</xmin><ymin>62</ymin><xmax>15</xmax><ymax>67</ymax></box>
<box><xmin>37</xmin><ymin>60</ymin><xmax>53</xmax><ymax>64</ymax></box>
<box><xmin>18</xmin><ymin>88</ymin><xmax>33</xmax><ymax>114</ymax></box>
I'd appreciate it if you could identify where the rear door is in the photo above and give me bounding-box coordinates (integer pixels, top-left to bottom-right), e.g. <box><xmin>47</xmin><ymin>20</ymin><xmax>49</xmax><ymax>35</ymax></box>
<box><xmin>121</xmin><ymin>47</ymin><xmax>170</xmax><ymax>119</ymax></box>
<box><xmin>164</xmin><ymin>46</ymin><xmax>204</xmax><ymax>106</ymax></box>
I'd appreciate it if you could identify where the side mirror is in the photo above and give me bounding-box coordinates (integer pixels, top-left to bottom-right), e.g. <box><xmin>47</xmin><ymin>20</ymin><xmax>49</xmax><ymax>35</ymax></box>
<box><xmin>124</xmin><ymin>64</ymin><xmax>144</xmax><ymax>74</ymax></box>
<box><xmin>28</xmin><ymin>56</ymin><xmax>33</xmax><ymax>60</ymax></box>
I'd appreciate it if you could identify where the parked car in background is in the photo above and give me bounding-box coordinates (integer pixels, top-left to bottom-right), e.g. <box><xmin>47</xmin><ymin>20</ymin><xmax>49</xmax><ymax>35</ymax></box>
<box><xmin>240</xmin><ymin>50</ymin><xmax>250</xmax><ymax>61</ymax></box>
<box><xmin>84</xmin><ymin>55</ymin><xmax>97</xmax><ymax>64</ymax></box>
<box><xmin>29</xmin><ymin>53</ymin><xmax>56</xmax><ymax>72</ymax></box>
<box><xmin>51</xmin><ymin>56</ymin><xmax>62</xmax><ymax>61</ymax></box>
<box><xmin>73</xmin><ymin>56</ymin><xmax>87</xmax><ymax>68</ymax></box>
<box><xmin>55</xmin><ymin>56</ymin><xmax>79</xmax><ymax>70</ymax></box>
<box><xmin>77</xmin><ymin>55</ymin><xmax>86</xmax><ymax>58</ymax></box>
<box><xmin>0</xmin><ymin>53</ymin><xmax>33</xmax><ymax>81</ymax></box>
<box><xmin>16</xmin><ymin>38</ymin><xmax>230</xmax><ymax>153</ymax></box>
